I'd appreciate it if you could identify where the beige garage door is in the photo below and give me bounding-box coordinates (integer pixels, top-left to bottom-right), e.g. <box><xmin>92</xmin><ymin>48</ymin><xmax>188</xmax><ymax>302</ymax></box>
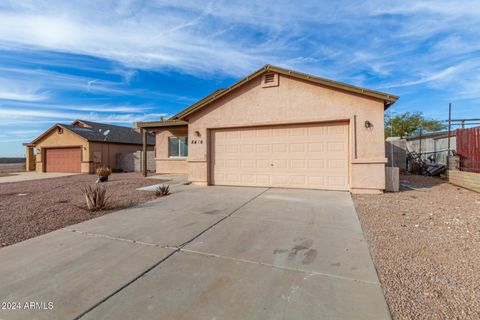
<box><xmin>45</xmin><ymin>147</ymin><xmax>82</xmax><ymax>173</ymax></box>
<box><xmin>211</xmin><ymin>122</ymin><xmax>349</xmax><ymax>190</ymax></box>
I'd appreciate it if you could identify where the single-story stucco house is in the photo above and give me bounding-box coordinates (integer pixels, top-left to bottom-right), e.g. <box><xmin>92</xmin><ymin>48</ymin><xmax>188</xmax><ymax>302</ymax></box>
<box><xmin>24</xmin><ymin>120</ymin><xmax>154</xmax><ymax>173</ymax></box>
<box><xmin>137</xmin><ymin>65</ymin><xmax>398</xmax><ymax>193</ymax></box>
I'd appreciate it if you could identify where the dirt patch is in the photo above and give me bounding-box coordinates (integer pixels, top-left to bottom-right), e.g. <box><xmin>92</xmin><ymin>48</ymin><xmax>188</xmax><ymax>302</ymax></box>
<box><xmin>353</xmin><ymin>175</ymin><xmax>480</xmax><ymax>319</ymax></box>
<box><xmin>0</xmin><ymin>173</ymin><xmax>161</xmax><ymax>247</ymax></box>
<box><xmin>0</xmin><ymin>163</ymin><xmax>25</xmax><ymax>173</ymax></box>
<box><xmin>0</xmin><ymin>173</ymin><xmax>17</xmax><ymax>177</ymax></box>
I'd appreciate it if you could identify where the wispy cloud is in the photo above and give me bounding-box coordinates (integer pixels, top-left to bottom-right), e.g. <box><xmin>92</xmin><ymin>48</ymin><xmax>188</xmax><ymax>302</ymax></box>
<box><xmin>0</xmin><ymin>0</ymin><xmax>479</xmax><ymax>156</ymax></box>
<box><xmin>381</xmin><ymin>65</ymin><xmax>463</xmax><ymax>89</ymax></box>
<box><xmin>0</xmin><ymin>107</ymin><xmax>167</xmax><ymax>125</ymax></box>
<box><xmin>0</xmin><ymin>89</ymin><xmax>49</xmax><ymax>101</ymax></box>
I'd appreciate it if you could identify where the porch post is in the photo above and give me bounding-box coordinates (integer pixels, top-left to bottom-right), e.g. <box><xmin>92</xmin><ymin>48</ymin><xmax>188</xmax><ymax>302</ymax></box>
<box><xmin>25</xmin><ymin>145</ymin><xmax>35</xmax><ymax>172</ymax></box>
<box><xmin>142</xmin><ymin>128</ymin><xmax>147</xmax><ymax>177</ymax></box>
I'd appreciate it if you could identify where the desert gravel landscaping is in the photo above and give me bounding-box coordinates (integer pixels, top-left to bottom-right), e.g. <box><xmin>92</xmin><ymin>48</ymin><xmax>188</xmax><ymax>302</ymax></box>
<box><xmin>353</xmin><ymin>175</ymin><xmax>480</xmax><ymax>319</ymax></box>
<box><xmin>0</xmin><ymin>173</ymin><xmax>160</xmax><ymax>248</ymax></box>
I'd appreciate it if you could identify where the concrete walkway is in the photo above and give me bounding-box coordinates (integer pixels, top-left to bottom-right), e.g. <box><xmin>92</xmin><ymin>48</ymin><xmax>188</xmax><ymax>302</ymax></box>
<box><xmin>0</xmin><ymin>172</ymin><xmax>79</xmax><ymax>183</ymax></box>
<box><xmin>0</xmin><ymin>186</ymin><xmax>390</xmax><ymax>320</ymax></box>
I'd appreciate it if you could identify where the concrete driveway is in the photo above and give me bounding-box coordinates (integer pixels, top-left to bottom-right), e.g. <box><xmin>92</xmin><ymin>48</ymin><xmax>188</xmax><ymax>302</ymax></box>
<box><xmin>0</xmin><ymin>186</ymin><xmax>390</xmax><ymax>320</ymax></box>
<box><xmin>0</xmin><ymin>172</ymin><xmax>79</xmax><ymax>183</ymax></box>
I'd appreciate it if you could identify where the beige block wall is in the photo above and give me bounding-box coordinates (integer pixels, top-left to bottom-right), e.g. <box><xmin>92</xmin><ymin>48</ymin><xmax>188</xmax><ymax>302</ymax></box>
<box><xmin>154</xmin><ymin>127</ymin><xmax>188</xmax><ymax>174</ymax></box>
<box><xmin>89</xmin><ymin>142</ymin><xmax>152</xmax><ymax>172</ymax></box>
<box><xmin>34</xmin><ymin>128</ymin><xmax>89</xmax><ymax>173</ymax></box>
<box><xmin>186</xmin><ymin>73</ymin><xmax>387</xmax><ymax>191</ymax></box>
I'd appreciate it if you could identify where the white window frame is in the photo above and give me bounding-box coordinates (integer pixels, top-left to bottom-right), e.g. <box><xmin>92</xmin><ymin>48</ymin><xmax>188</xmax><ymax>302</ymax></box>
<box><xmin>168</xmin><ymin>136</ymin><xmax>188</xmax><ymax>158</ymax></box>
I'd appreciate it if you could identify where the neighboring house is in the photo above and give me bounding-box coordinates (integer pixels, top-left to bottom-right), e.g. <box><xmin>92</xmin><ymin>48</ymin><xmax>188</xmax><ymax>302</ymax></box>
<box><xmin>24</xmin><ymin>120</ymin><xmax>155</xmax><ymax>173</ymax></box>
<box><xmin>137</xmin><ymin>65</ymin><xmax>398</xmax><ymax>193</ymax></box>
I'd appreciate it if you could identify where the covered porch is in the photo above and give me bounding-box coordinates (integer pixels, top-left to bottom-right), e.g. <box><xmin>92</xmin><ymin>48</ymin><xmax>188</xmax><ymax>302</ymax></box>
<box><xmin>136</xmin><ymin>120</ymin><xmax>188</xmax><ymax>177</ymax></box>
<box><xmin>23</xmin><ymin>143</ymin><xmax>36</xmax><ymax>172</ymax></box>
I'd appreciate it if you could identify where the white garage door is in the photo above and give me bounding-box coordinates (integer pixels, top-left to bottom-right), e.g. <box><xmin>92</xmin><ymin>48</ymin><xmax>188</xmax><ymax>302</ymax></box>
<box><xmin>211</xmin><ymin>122</ymin><xmax>349</xmax><ymax>190</ymax></box>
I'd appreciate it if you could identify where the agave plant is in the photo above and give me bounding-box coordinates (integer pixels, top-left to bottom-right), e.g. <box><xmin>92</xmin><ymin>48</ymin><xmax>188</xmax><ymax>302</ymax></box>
<box><xmin>155</xmin><ymin>184</ymin><xmax>170</xmax><ymax>197</ymax></box>
<box><xmin>81</xmin><ymin>184</ymin><xmax>108</xmax><ymax>211</ymax></box>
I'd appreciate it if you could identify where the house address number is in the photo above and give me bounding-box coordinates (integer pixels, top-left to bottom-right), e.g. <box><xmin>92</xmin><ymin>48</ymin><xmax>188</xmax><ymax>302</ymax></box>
<box><xmin>191</xmin><ymin>139</ymin><xmax>203</xmax><ymax>144</ymax></box>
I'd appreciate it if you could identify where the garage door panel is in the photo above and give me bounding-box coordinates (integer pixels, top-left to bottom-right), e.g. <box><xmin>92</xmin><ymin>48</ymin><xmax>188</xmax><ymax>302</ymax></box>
<box><xmin>256</xmin><ymin>159</ymin><xmax>271</xmax><ymax>168</ymax></box>
<box><xmin>45</xmin><ymin>147</ymin><xmax>81</xmax><ymax>173</ymax></box>
<box><xmin>291</xmin><ymin>176</ymin><xmax>306</xmax><ymax>184</ymax></box>
<box><xmin>329</xmin><ymin>176</ymin><xmax>348</xmax><ymax>187</ymax></box>
<box><xmin>272</xmin><ymin>143</ymin><xmax>287</xmax><ymax>152</ymax></box>
<box><xmin>288</xmin><ymin>127</ymin><xmax>305</xmax><ymax>136</ymax></box>
<box><xmin>328</xmin><ymin>159</ymin><xmax>347</xmax><ymax>169</ymax></box>
<box><xmin>289</xmin><ymin>143</ymin><xmax>305</xmax><ymax>152</ymax></box>
<box><xmin>308</xmin><ymin>159</ymin><xmax>325</xmax><ymax>169</ymax></box>
<box><xmin>211</xmin><ymin>122</ymin><xmax>348</xmax><ymax>190</ymax></box>
<box><xmin>290</xmin><ymin>159</ymin><xmax>306</xmax><ymax>168</ymax></box>
<box><xmin>308</xmin><ymin>142</ymin><xmax>325</xmax><ymax>152</ymax></box>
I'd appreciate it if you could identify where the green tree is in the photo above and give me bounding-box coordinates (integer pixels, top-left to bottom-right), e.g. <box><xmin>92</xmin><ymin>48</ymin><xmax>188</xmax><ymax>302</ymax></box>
<box><xmin>385</xmin><ymin>111</ymin><xmax>446</xmax><ymax>138</ymax></box>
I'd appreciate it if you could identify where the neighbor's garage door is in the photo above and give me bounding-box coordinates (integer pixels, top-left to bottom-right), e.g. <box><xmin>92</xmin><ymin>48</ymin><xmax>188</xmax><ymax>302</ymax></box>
<box><xmin>45</xmin><ymin>147</ymin><xmax>81</xmax><ymax>173</ymax></box>
<box><xmin>211</xmin><ymin>122</ymin><xmax>349</xmax><ymax>190</ymax></box>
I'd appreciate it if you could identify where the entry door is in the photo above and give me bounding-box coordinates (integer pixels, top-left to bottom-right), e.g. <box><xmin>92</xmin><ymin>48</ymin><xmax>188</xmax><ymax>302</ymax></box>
<box><xmin>45</xmin><ymin>147</ymin><xmax>82</xmax><ymax>173</ymax></box>
<box><xmin>210</xmin><ymin>122</ymin><xmax>349</xmax><ymax>190</ymax></box>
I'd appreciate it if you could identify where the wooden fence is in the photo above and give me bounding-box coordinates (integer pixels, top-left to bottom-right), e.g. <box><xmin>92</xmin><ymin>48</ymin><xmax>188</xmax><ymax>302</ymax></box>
<box><xmin>448</xmin><ymin>170</ymin><xmax>480</xmax><ymax>193</ymax></box>
<box><xmin>456</xmin><ymin>126</ymin><xmax>480</xmax><ymax>173</ymax></box>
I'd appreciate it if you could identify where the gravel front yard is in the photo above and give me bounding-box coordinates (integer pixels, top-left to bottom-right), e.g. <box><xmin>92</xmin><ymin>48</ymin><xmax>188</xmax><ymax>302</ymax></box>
<box><xmin>353</xmin><ymin>175</ymin><xmax>480</xmax><ymax>319</ymax></box>
<box><xmin>0</xmin><ymin>173</ymin><xmax>160</xmax><ymax>248</ymax></box>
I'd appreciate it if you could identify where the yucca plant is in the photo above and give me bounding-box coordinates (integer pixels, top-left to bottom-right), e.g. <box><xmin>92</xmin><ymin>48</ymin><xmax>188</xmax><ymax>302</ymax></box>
<box><xmin>81</xmin><ymin>184</ymin><xmax>108</xmax><ymax>211</ymax></box>
<box><xmin>155</xmin><ymin>184</ymin><xmax>170</xmax><ymax>197</ymax></box>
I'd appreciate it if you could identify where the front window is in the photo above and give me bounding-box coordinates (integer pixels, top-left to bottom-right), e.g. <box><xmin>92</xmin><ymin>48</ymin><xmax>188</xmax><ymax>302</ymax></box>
<box><xmin>168</xmin><ymin>136</ymin><xmax>188</xmax><ymax>157</ymax></box>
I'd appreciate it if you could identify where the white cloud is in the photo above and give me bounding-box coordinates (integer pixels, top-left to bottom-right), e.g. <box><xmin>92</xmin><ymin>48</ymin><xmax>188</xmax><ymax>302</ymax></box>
<box><xmin>381</xmin><ymin>66</ymin><xmax>462</xmax><ymax>89</ymax></box>
<box><xmin>0</xmin><ymin>90</ymin><xmax>48</xmax><ymax>101</ymax></box>
<box><xmin>0</xmin><ymin>107</ymin><xmax>167</xmax><ymax>126</ymax></box>
<box><xmin>0</xmin><ymin>0</ymin><xmax>477</xmax><ymax>85</ymax></box>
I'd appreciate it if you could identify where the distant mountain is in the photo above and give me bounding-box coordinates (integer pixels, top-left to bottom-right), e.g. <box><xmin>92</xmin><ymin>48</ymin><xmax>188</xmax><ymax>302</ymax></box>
<box><xmin>0</xmin><ymin>157</ymin><xmax>25</xmax><ymax>164</ymax></box>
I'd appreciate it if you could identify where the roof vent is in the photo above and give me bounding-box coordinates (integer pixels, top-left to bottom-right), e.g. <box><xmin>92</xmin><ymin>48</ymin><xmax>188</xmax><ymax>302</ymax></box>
<box><xmin>264</xmin><ymin>73</ymin><xmax>275</xmax><ymax>83</ymax></box>
<box><xmin>262</xmin><ymin>73</ymin><xmax>279</xmax><ymax>88</ymax></box>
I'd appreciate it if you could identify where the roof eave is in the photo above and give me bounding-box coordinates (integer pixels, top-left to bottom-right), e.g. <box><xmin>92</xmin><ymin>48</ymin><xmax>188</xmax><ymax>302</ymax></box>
<box><xmin>172</xmin><ymin>64</ymin><xmax>399</xmax><ymax>120</ymax></box>
<box><xmin>135</xmin><ymin>120</ymin><xmax>188</xmax><ymax>129</ymax></box>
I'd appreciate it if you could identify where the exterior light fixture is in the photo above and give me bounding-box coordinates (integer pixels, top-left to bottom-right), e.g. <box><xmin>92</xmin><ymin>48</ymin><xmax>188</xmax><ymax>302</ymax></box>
<box><xmin>364</xmin><ymin>120</ymin><xmax>373</xmax><ymax>128</ymax></box>
<box><xmin>194</xmin><ymin>131</ymin><xmax>201</xmax><ymax>137</ymax></box>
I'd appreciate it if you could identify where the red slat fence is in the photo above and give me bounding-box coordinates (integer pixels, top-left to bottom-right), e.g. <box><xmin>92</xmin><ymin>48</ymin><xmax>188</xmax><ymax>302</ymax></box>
<box><xmin>456</xmin><ymin>126</ymin><xmax>480</xmax><ymax>173</ymax></box>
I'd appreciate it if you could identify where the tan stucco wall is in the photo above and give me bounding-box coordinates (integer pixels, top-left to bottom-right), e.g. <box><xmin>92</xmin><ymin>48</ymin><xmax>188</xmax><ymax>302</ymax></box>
<box><xmin>33</xmin><ymin>126</ymin><xmax>152</xmax><ymax>173</ymax></box>
<box><xmin>154</xmin><ymin>128</ymin><xmax>188</xmax><ymax>174</ymax></box>
<box><xmin>185</xmin><ymin>73</ymin><xmax>387</xmax><ymax>192</ymax></box>
<box><xmin>34</xmin><ymin>128</ymin><xmax>89</xmax><ymax>173</ymax></box>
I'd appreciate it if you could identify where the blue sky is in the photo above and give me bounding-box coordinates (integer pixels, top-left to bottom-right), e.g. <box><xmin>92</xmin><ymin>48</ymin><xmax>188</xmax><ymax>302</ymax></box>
<box><xmin>0</xmin><ymin>0</ymin><xmax>479</xmax><ymax>156</ymax></box>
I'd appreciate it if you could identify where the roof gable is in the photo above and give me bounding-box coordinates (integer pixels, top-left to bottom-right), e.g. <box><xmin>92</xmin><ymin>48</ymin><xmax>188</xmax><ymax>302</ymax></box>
<box><xmin>171</xmin><ymin>64</ymin><xmax>399</xmax><ymax>120</ymax></box>
<box><xmin>29</xmin><ymin>124</ymin><xmax>87</xmax><ymax>145</ymax></box>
